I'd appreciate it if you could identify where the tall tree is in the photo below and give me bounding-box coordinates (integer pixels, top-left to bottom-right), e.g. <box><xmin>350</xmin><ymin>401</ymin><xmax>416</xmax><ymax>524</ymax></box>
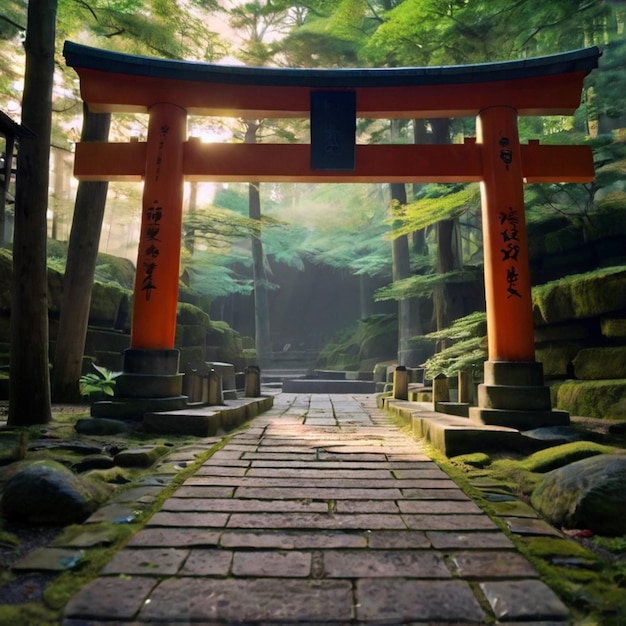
<box><xmin>9</xmin><ymin>0</ymin><xmax>57</xmax><ymax>426</ymax></box>
<box><xmin>51</xmin><ymin>104</ymin><xmax>110</xmax><ymax>403</ymax></box>
<box><xmin>389</xmin><ymin>119</ymin><xmax>423</xmax><ymax>365</ymax></box>
<box><xmin>226</xmin><ymin>1</ymin><xmax>293</xmax><ymax>366</ymax></box>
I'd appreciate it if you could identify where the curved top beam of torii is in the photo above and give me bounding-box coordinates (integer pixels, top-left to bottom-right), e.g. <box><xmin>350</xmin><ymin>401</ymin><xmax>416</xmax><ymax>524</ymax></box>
<box><xmin>63</xmin><ymin>41</ymin><xmax>600</xmax><ymax>118</ymax></box>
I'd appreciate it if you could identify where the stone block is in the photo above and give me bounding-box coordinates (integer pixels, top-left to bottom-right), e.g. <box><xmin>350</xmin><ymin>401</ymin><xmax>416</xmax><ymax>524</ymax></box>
<box><xmin>477</xmin><ymin>383</ymin><xmax>552</xmax><ymax>411</ymax></box>
<box><xmin>534</xmin><ymin>322</ymin><xmax>591</xmax><ymax>343</ymax></box>
<box><xmin>536</xmin><ymin>342</ymin><xmax>585</xmax><ymax>378</ymax></box>
<box><xmin>573</xmin><ymin>346</ymin><xmax>626</xmax><ymax>380</ymax></box>
<box><xmin>483</xmin><ymin>360</ymin><xmax>544</xmax><ymax>386</ymax></box>
<box><xmin>554</xmin><ymin>379</ymin><xmax>626</xmax><ymax>419</ymax></box>
<box><xmin>601</xmin><ymin>316</ymin><xmax>626</xmax><ymax>338</ymax></box>
<box><xmin>469</xmin><ymin>407</ymin><xmax>570</xmax><ymax>431</ymax></box>
<box><xmin>143</xmin><ymin>411</ymin><xmax>221</xmax><ymax>437</ymax></box>
<box><xmin>116</xmin><ymin>372</ymin><xmax>184</xmax><ymax>398</ymax></box>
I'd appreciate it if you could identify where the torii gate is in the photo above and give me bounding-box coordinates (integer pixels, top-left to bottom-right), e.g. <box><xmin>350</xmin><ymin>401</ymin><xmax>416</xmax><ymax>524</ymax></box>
<box><xmin>63</xmin><ymin>41</ymin><xmax>599</xmax><ymax>429</ymax></box>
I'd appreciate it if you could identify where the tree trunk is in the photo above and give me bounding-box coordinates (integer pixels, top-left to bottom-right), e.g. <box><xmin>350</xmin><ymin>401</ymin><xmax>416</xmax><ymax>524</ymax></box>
<box><xmin>0</xmin><ymin>135</ymin><xmax>15</xmax><ymax>245</ymax></box>
<box><xmin>51</xmin><ymin>104</ymin><xmax>111</xmax><ymax>403</ymax></box>
<box><xmin>430</xmin><ymin>118</ymin><xmax>464</xmax><ymax>342</ymax></box>
<box><xmin>359</xmin><ymin>274</ymin><xmax>373</xmax><ymax>319</ymax></box>
<box><xmin>249</xmin><ymin>181</ymin><xmax>273</xmax><ymax>366</ymax></box>
<box><xmin>8</xmin><ymin>1</ymin><xmax>57</xmax><ymax>426</ymax></box>
<box><xmin>390</xmin><ymin>121</ymin><xmax>423</xmax><ymax>366</ymax></box>
<box><xmin>245</xmin><ymin>120</ymin><xmax>272</xmax><ymax>367</ymax></box>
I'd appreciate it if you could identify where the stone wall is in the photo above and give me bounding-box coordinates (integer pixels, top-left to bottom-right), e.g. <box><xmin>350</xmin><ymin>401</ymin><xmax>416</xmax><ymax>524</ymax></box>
<box><xmin>533</xmin><ymin>267</ymin><xmax>626</xmax><ymax>419</ymax></box>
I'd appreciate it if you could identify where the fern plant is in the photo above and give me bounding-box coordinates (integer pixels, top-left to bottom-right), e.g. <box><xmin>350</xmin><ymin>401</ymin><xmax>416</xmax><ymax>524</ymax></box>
<box><xmin>79</xmin><ymin>363</ymin><xmax>121</xmax><ymax>398</ymax></box>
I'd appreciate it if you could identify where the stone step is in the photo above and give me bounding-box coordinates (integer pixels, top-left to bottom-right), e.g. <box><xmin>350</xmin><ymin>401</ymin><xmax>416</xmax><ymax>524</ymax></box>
<box><xmin>282</xmin><ymin>379</ymin><xmax>377</xmax><ymax>394</ymax></box>
<box><xmin>383</xmin><ymin>398</ymin><xmax>526</xmax><ymax>457</ymax></box>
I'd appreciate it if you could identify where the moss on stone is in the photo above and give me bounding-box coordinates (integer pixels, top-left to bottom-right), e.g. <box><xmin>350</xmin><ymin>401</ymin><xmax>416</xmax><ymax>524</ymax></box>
<box><xmin>536</xmin><ymin>342</ymin><xmax>586</xmax><ymax>378</ymax></box>
<box><xmin>555</xmin><ymin>379</ymin><xmax>626</xmax><ymax>419</ymax></box>
<box><xmin>177</xmin><ymin>302</ymin><xmax>211</xmax><ymax>328</ymax></box>
<box><xmin>521</xmin><ymin>536</ymin><xmax>602</xmax><ymax>561</ymax></box>
<box><xmin>0</xmin><ymin>603</ymin><xmax>59</xmax><ymax>625</ymax></box>
<box><xmin>451</xmin><ymin>452</ymin><xmax>491</xmax><ymax>468</ymax></box>
<box><xmin>533</xmin><ymin>266</ymin><xmax>626</xmax><ymax>326</ymax></box>
<box><xmin>601</xmin><ymin>317</ymin><xmax>626</xmax><ymax>338</ymax></box>
<box><xmin>573</xmin><ymin>347</ymin><xmax>626</xmax><ymax>380</ymax></box>
<box><xmin>519</xmin><ymin>441</ymin><xmax>614</xmax><ymax>473</ymax></box>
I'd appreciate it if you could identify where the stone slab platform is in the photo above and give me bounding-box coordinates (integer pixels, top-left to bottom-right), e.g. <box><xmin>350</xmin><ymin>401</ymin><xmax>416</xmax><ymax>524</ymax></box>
<box><xmin>282</xmin><ymin>378</ymin><xmax>376</xmax><ymax>393</ymax></box>
<box><xmin>384</xmin><ymin>398</ymin><xmax>528</xmax><ymax>456</ymax></box>
<box><xmin>61</xmin><ymin>393</ymin><xmax>570</xmax><ymax>625</ymax></box>
<box><xmin>144</xmin><ymin>396</ymin><xmax>274</xmax><ymax>436</ymax></box>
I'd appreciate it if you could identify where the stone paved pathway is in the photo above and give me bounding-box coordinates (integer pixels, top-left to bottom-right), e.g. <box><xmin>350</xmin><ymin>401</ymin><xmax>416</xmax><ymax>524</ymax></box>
<box><xmin>62</xmin><ymin>394</ymin><xmax>569</xmax><ymax>624</ymax></box>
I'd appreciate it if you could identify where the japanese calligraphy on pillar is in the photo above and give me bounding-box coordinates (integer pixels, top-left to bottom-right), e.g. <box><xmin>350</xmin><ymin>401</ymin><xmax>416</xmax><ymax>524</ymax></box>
<box><xmin>141</xmin><ymin>200</ymin><xmax>162</xmax><ymax>300</ymax></box>
<box><xmin>498</xmin><ymin>132</ymin><xmax>522</xmax><ymax>299</ymax></box>
<box><xmin>155</xmin><ymin>125</ymin><xmax>169</xmax><ymax>181</ymax></box>
<box><xmin>138</xmin><ymin>123</ymin><xmax>171</xmax><ymax>301</ymax></box>
<box><xmin>499</xmin><ymin>133</ymin><xmax>512</xmax><ymax>171</ymax></box>
<box><xmin>499</xmin><ymin>206</ymin><xmax>522</xmax><ymax>299</ymax></box>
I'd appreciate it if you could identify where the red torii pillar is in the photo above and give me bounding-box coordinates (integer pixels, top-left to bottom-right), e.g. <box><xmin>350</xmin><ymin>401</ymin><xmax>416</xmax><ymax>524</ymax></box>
<box><xmin>472</xmin><ymin>106</ymin><xmax>563</xmax><ymax>428</ymax></box>
<box><xmin>63</xmin><ymin>42</ymin><xmax>599</xmax><ymax>426</ymax></box>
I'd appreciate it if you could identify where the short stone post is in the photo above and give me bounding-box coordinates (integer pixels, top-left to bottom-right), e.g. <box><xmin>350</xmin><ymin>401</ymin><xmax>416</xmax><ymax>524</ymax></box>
<box><xmin>433</xmin><ymin>373</ymin><xmax>449</xmax><ymax>409</ymax></box>
<box><xmin>187</xmin><ymin>368</ymin><xmax>202</xmax><ymax>403</ymax></box>
<box><xmin>207</xmin><ymin>368</ymin><xmax>224</xmax><ymax>406</ymax></box>
<box><xmin>458</xmin><ymin>370</ymin><xmax>474</xmax><ymax>404</ymax></box>
<box><xmin>244</xmin><ymin>365</ymin><xmax>261</xmax><ymax>397</ymax></box>
<box><xmin>393</xmin><ymin>366</ymin><xmax>408</xmax><ymax>400</ymax></box>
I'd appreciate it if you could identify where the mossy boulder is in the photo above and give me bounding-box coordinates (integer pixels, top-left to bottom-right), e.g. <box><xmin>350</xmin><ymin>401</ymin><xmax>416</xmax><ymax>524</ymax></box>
<box><xmin>519</xmin><ymin>441</ymin><xmax>614</xmax><ymax>473</ymax></box>
<box><xmin>1</xmin><ymin>460</ymin><xmax>113</xmax><ymax>524</ymax></box>
<box><xmin>531</xmin><ymin>454</ymin><xmax>626</xmax><ymax>535</ymax></box>
<box><xmin>554</xmin><ymin>379</ymin><xmax>626</xmax><ymax>420</ymax></box>
<box><xmin>533</xmin><ymin>267</ymin><xmax>626</xmax><ymax>326</ymax></box>
<box><xmin>572</xmin><ymin>347</ymin><xmax>626</xmax><ymax>380</ymax></box>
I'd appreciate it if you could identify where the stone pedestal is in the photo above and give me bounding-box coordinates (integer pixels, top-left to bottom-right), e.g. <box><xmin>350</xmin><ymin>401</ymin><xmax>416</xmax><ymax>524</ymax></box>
<box><xmin>469</xmin><ymin>361</ymin><xmax>569</xmax><ymax>430</ymax></box>
<box><xmin>92</xmin><ymin>349</ymin><xmax>187</xmax><ymax>419</ymax></box>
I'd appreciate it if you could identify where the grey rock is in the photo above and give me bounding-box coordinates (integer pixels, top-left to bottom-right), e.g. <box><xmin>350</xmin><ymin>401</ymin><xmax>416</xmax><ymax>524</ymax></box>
<box><xmin>114</xmin><ymin>445</ymin><xmax>170</xmax><ymax>468</ymax></box>
<box><xmin>531</xmin><ymin>454</ymin><xmax>626</xmax><ymax>536</ymax></box>
<box><xmin>72</xmin><ymin>454</ymin><xmax>115</xmax><ymax>473</ymax></box>
<box><xmin>1</xmin><ymin>460</ymin><xmax>113</xmax><ymax>524</ymax></box>
<box><xmin>523</xmin><ymin>426</ymin><xmax>584</xmax><ymax>443</ymax></box>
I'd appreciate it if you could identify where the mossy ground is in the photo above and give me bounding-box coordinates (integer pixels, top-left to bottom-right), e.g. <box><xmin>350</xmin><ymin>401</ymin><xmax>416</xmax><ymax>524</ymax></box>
<box><xmin>388</xmin><ymin>410</ymin><xmax>626</xmax><ymax>625</ymax></box>
<box><xmin>0</xmin><ymin>403</ymin><xmax>234</xmax><ymax>622</ymax></box>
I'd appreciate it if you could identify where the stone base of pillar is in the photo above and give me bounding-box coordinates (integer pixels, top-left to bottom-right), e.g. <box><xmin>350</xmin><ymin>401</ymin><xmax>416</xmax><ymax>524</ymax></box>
<box><xmin>91</xmin><ymin>395</ymin><xmax>188</xmax><ymax>419</ymax></box>
<box><xmin>91</xmin><ymin>348</ymin><xmax>187</xmax><ymax>418</ymax></box>
<box><xmin>469</xmin><ymin>360</ymin><xmax>569</xmax><ymax>430</ymax></box>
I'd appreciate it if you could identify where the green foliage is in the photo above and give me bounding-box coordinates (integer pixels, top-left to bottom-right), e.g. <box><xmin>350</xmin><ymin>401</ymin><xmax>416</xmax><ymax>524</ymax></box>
<box><xmin>421</xmin><ymin>311</ymin><xmax>488</xmax><ymax>378</ymax></box>
<box><xmin>374</xmin><ymin>268</ymin><xmax>481</xmax><ymax>302</ymax></box>
<box><xmin>183</xmin><ymin>248</ymin><xmax>254</xmax><ymax>298</ymax></box>
<box><xmin>79</xmin><ymin>363</ymin><xmax>121</xmax><ymax>398</ymax></box>
<box><xmin>183</xmin><ymin>205</ymin><xmax>260</xmax><ymax>249</ymax></box>
<box><xmin>389</xmin><ymin>185</ymin><xmax>481</xmax><ymax>238</ymax></box>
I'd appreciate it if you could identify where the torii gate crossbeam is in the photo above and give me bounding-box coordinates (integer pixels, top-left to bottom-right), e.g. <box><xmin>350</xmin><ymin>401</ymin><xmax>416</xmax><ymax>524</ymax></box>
<box><xmin>63</xmin><ymin>42</ymin><xmax>600</xmax><ymax>430</ymax></box>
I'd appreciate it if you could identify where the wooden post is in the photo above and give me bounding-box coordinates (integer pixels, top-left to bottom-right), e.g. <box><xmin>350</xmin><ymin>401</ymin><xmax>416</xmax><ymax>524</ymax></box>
<box><xmin>131</xmin><ymin>102</ymin><xmax>186</xmax><ymax>349</ymax></box>
<box><xmin>477</xmin><ymin>106</ymin><xmax>535</xmax><ymax>363</ymax></box>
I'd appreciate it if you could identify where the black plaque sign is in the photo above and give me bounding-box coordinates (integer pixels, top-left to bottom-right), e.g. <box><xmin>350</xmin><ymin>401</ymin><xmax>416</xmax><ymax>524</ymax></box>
<box><xmin>310</xmin><ymin>90</ymin><xmax>356</xmax><ymax>171</ymax></box>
